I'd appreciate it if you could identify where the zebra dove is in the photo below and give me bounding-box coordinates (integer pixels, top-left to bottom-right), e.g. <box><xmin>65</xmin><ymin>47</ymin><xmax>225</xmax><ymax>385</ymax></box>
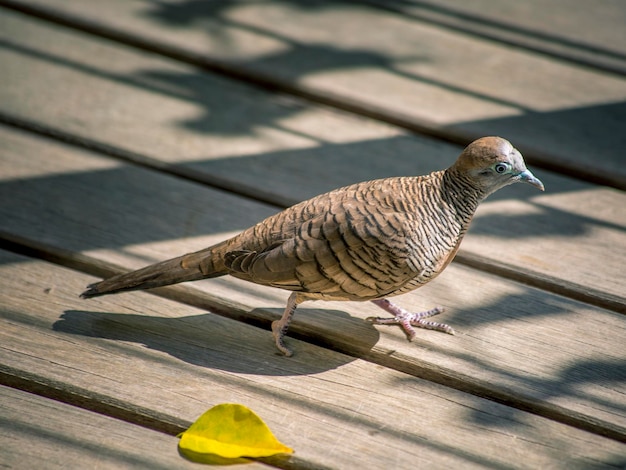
<box><xmin>82</xmin><ymin>136</ymin><xmax>544</xmax><ymax>356</ymax></box>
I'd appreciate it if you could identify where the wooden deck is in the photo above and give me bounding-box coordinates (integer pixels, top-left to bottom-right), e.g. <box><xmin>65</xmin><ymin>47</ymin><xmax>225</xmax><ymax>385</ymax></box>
<box><xmin>1</xmin><ymin>1</ymin><xmax>624</xmax><ymax>468</ymax></box>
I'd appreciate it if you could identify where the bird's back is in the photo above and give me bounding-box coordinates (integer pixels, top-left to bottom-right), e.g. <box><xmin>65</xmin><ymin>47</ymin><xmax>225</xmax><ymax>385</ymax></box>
<box><xmin>219</xmin><ymin>169</ymin><xmax>479</xmax><ymax>301</ymax></box>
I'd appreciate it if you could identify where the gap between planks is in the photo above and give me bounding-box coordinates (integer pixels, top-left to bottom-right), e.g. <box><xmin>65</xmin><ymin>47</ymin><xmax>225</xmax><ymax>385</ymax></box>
<box><xmin>0</xmin><ymin>116</ymin><xmax>623</xmax><ymax>316</ymax></box>
<box><xmin>0</xmin><ymin>0</ymin><xmax>625</xmax><ymax>191</ymax></box>
<box><xmin>0</xmin><ymin>365</ymin><xmax>327</xmax><ymax>470</ymax></box>
<box><xmin>1</xmin><ymin>231</ymin><xmax>625</xmax><ymax>445</ymax></box>
<box><xmin>355</xmin><ymin>0</ymin><xmax>626</xmax><ymax>76</ymax></box>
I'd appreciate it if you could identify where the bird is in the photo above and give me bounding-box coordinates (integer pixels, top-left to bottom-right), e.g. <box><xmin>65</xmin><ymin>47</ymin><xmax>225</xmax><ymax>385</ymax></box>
<box><xmin>82</xmin><ymin>136</ymin><xmax>544</xmax><ymax>356</ymax></box>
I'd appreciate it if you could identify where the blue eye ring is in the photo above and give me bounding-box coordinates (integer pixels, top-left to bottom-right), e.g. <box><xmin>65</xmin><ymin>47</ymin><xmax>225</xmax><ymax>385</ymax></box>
<box><xmin>494</xmin><ymin>163</ymin><xmax>508</xmax><ymax>174</ymax></box>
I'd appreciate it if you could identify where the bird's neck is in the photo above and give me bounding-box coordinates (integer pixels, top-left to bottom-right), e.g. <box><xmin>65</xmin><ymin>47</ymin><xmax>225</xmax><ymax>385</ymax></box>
<box><xmin>440</xmin><ymin>168</ymin><xmax>486</xmax><ymax>228</ymax></box>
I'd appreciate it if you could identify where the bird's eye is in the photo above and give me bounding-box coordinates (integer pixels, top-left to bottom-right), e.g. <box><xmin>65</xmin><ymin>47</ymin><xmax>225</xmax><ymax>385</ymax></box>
<box><xmin>494</xmin><ymin>163</ymin><xmax>508</xmax><ymax>174</ymax></box>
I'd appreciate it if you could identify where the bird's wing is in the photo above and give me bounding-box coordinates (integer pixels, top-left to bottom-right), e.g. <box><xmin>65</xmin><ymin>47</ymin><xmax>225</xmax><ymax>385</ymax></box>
<box><xmin>224</xmin><ymin>198</ymin><xmax>419</xmax><ymax>299</ymax></box>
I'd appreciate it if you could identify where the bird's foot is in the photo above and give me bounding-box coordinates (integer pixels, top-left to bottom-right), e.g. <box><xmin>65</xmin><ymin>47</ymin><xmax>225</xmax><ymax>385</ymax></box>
<box><xmin>367</xmin><ymin>299</ymin><xmax>455</xmax><ymax>341</ymax></box>
<box><xmin>272</xmin><ymin>320</ymin><xmax>294</xmax><ymax>357</ymax></box>
<box><xmin>271</xmin><ymin>292</ymin><xmax>299</xmax><ymax>357</ymax></box>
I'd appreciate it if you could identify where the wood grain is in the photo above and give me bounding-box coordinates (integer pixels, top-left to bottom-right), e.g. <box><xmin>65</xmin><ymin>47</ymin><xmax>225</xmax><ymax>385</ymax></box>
<box><xmin>1</xmin><ymin>0</ymin><xmax>625</xmax><ymax>188</ymax></box>
<box><xmin>1</xmin><ymin>250</ymin><xmax>624</xmax><ymax>468</ymax></box>
<box><xmin>1</xmin><ymin>1</ymin><xmax>624</xmax><ymax>468</ymax></box>
<box><xmin>0</xmin><ymin>126</ymin><xmax>624</xmax><ymax>442</ymax></box>
<box><xmin>0</xmin><ymin>11</ymin><xmax>624</xmax><ymax>307</ymax></box>
<box><xmin>359</xmin><ymin>0</ymin><xmax>626</xmax><ymax>74</ymax></box>
<box><xmin>1</xmin><ymin>385</ymin><xmax>264</xmax><ymax>469</ymax></box>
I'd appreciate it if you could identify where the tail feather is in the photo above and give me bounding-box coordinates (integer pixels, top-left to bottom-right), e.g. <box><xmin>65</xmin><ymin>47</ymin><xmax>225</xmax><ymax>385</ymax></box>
<box><xmin>81</xmin><ymin>245</ymin><xmax>227</xmax><ymax>299</ymax></box>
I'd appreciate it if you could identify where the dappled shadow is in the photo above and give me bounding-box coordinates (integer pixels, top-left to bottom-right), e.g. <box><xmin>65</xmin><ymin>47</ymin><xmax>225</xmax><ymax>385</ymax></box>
<box><xmin>3</xmin><ymin>0</ymin><xmax>626</xmax><ymax>450</ymax></box>
<box><xmin>54</xmin><ymin>307</ymin><xmax>375</xmax><ymax>375</ymax></box>
<box><xmin>250</xmin><ymin>306</ymin><xmax>381</xmax><ymax>354</ymax></box>
<box><xmin>0</xmin><ymin>35</ymin><xmax>305</xmax><ymax>139</ymax></box>
<box><xmin>136</xmin><ymin>68</ymin><xmax>307</xmax><ymax>136</ymax></box>
<box><xmin>139</xmin><ymin>0</ymin><xmax>626</xmax><ymax>182</ymax></box>
<box><xmin>1</xmin><ymin>132</ymin><xmax>615</xmax><ymax>257</ymax></box>
<box><xmin>142</xmin><ymin>0</ymin><xmax>533</xmax><ymax>112</ymax></box>
<box><xmin>315</xmin><ymin>289</ymin><xmax>621</xmax><ymax>448</ymax></box>
<box><xmin>0</xmin><ymin>164</ymin><xmax>278</xmax><ymax>253</ymax></box>
<box><xmin>174</xmin><ymin>135</ymin><xmax>459</xmax><ymax>202</ymax></box>
<box><xmin>470</xmin><ymin>198</ymin><xmax>626</xmax><ymax>239</ymax></box>
<box><xmin>47</xmin><ymin>309</ymin><xmax>554</xmax><ymax>468</ymax></box>
<box><xmin>464</xmin><ymin>355</ymin><xmax>626</xmax><ymax>435</ymax></box>
<box><xmin>452</xmin><ymin>101</ymin><xmax>626</xmax><ymax>180</ymax></box>
<box><xmin>143</xmin><ymin>0</ymin><xmax>338</xmax><ymax>26</ymax></box>
<box><xmin>380</xmin><ymin>285</ymin><xmax>626</xmax><ymax>442</ymax></box>
<box><xmin>3</xmin><ymin>4</ymin><xmax>625</xmax><ymax>187</ymax></box>
<box><xmin>441</xmin><ymin>287</ymin><xmax>572</xmax><ymax>329</ymax></box>
<box><xmin>366</xmin><ymin>0</ymin><xmax>626</xmax><ymax>61</ymax></box>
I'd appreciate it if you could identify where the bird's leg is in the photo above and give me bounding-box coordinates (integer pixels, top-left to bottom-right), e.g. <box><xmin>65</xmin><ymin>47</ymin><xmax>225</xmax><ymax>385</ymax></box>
<box><xmin>367</xmin><ymin>298</ymin><xmax>455</xmax><ymax>341</ymax></box>
<box><xmin>272</xmin><ymin>292</ymin><xmax>301</xmax><ymax>357</ymax></box>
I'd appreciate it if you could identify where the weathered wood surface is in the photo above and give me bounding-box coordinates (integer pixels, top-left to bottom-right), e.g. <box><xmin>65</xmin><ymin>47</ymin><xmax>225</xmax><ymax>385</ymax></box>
<box><xmin>2</xmin><ymin>249</ymin><xmax>625</xmax><ymax>469</ymax></box>
<box><xmin>1</xmin><ymin>0</ymin><xmax>625</xmax><ymax>188</ymax></box>
<box><xmin>0</xmin><ymin>1</ymin><xmax>625</xmax><ymax>468</ymax></box>
<box><xmin>361</xmin><ymin>0</ymin><xmax>626</xmax><ymax>74</ymax></box>
<box><xmin>1</xmin><ymin>386</ymin><xmax>245</xmax><ymax>470</ymax></box>
<box><xmin>0</xmin><ymin>10</ymin><xmax>624</xmax><ymax>310</ymax></box>
<box><xmin>1</xmin><ymin>126</ymin><xmax>624</xmax><ymax>445</ymax></box>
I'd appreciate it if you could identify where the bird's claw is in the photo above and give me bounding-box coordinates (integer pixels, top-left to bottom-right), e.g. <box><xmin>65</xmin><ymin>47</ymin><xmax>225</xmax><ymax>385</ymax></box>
<box><xmin>367</xmin><ymin>304</ymin><xmax>455</xmax><ymax>341</ymax></box>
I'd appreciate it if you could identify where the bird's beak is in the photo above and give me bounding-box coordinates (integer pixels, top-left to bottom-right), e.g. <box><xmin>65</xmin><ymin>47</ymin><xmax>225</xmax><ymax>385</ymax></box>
<box><xmin>519</xmin><ymin>170</ymin><xmax>545</xmax><ymax>191</ymax></box>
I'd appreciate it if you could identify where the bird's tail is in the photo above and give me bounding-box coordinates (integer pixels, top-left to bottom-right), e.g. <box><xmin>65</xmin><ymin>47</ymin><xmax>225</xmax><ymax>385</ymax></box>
<box><xmin>81</xmin><ymin>243</ymin><xmax>228</xmax><ymax>299</ymax></box>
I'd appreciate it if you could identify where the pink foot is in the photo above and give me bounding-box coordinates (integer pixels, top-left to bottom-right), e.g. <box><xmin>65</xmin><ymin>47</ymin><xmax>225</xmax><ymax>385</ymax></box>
<box><xmin>367</xmin><ymin>299</ymin><xmax>455</xmax><ymax>341</ymax></box>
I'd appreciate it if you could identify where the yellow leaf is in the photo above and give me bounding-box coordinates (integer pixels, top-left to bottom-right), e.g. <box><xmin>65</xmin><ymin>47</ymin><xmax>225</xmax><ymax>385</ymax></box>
<box><xmin>178</xmin><ymin>404</ymin><xmax>293</xmax><ymax>459</ymax></box>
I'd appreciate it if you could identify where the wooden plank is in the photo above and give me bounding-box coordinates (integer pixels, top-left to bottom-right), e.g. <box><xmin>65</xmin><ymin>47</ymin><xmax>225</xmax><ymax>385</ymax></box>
<box><xmin>1</xmin><ymin>250</ymin><xmax>625</xmax><ymax>469</ymax></box>
<box><xmin>0</xmin><ymin>386</ymin><xmax>264</xmax><ymax>470</ymax></box>
<box><xmin>0</xmin><ymin>11</ymin><xmax>624</xmax><ymax>308</ymax></box>
<box><xmin>414</xmin><ymin>0</ymin><xmax>626</xmax><ymax>53</ymax></box>
<box><xmin>359</xmin><ymin>0</ymin><xmax>626</xmax><ymax>74</ymax></box>
<box><xmin>0</xmin><ymin>126</ymin><xmax>624</xmax><ymax>442</ymax></box>
<box><xmin>1</xmin><ymin>0</ymin><xmax>625</xmax><ymax>188</ymax></box>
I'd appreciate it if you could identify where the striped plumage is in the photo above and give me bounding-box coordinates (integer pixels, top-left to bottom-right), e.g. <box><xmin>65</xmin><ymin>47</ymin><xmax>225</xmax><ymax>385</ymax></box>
<box><xmin>82</xmin><ymin>137</ymin><xmax>544</xmax><ymax>356</ymax></box>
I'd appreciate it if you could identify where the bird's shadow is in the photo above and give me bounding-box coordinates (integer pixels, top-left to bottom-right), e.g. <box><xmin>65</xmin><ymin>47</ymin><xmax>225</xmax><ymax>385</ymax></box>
<box><xmin>54</xmin><ymin>307</ymin><xmax>379</xmax><ymax>376</ymax></box>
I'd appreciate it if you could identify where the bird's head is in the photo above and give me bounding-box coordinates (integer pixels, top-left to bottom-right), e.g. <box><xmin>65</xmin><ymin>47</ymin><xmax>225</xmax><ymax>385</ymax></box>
<box><xmin>452</xmin><ymin>136</ymin><xmax>545</xmax><ymax>196</ymax></box>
